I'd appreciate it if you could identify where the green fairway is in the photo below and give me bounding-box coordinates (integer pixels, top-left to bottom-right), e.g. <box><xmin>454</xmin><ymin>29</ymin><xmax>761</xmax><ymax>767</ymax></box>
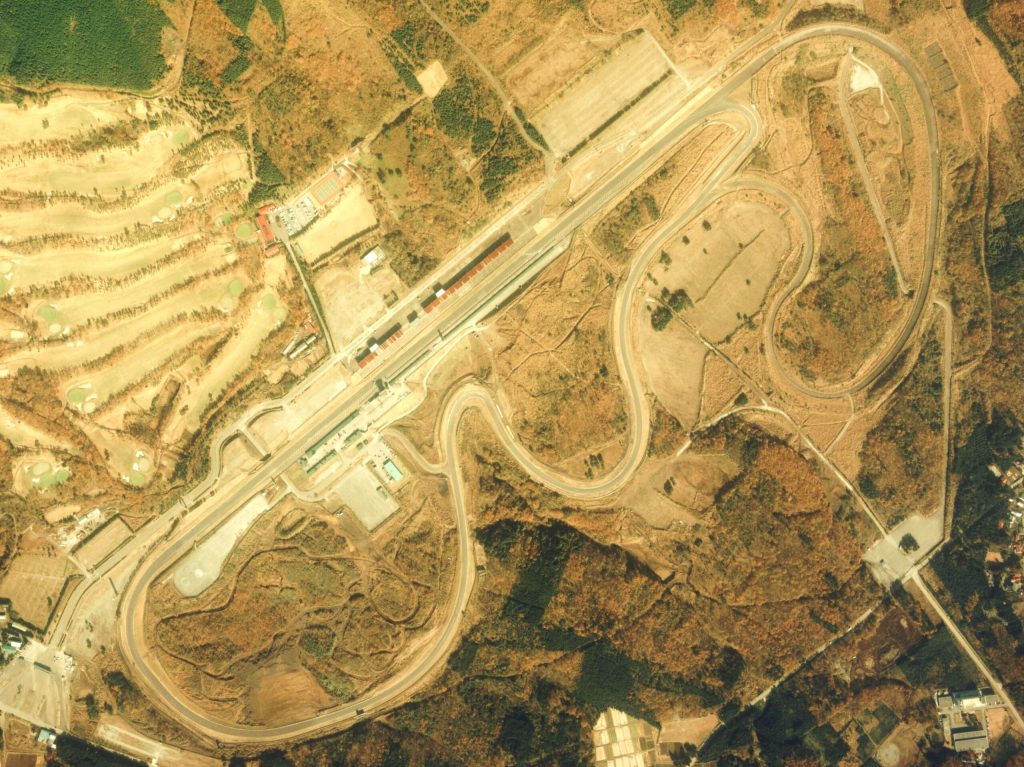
<box><xmin>0</xmin><ymin>0</ymin><xmax>169</xmax><ymax>90</ymax></box>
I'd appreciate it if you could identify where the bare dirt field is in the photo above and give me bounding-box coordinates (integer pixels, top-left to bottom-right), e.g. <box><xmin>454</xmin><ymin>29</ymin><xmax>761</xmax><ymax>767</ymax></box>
<box><xmin>416</xmin><ymin>60</ymin><xmax>449</xmax><ymax>98</ymax></box>
<box><xmin>295</xmin><ymin>183</ymin><xmax>379</xmax><ymax>264</ymax></box>
<box><xmin>95</xmin><ymin>717</ymin><xmax>221</xmax><ymax>767</ymax></box>
<box><xmin>615</xmin><ymin>449</ymin><xmax>735</xmax><ymax>529</ymax></box>
<box><xmin>533</xmin><ymin>32</ymin><xmax>681</xmax><ymax>157</ymax></box>
<box><xmin>75</xmin><ymin>517</ymin><xmax>132</xmax><ymax>571</ymax></box>
<box><xmin>658</xmin><ymin>713</ymin><xmax>721</xmax><ymax>748</ymax></box>
<box><xmin>313</xmin><ymin>256</ymin><xmax>405</xmax><ymax>350</ymax></box>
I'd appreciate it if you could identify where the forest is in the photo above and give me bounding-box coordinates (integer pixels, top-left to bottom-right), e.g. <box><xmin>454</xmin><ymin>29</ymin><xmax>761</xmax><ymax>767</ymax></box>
<box><xmin>0</xmin><ymin>0</ymin><xmax>168</xmax><ymax>90</ymax></box>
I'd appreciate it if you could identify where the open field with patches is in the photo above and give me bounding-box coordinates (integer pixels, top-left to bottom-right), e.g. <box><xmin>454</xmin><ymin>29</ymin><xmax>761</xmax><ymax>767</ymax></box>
<box><xmin>533</xmin><ymin>32</ymin><xmax>683</xmax><ymax>158</ymax></box>
<box><xmin>647</xmin><ymin>197</ymin><xmax>790</xmax><ymax>343</ymax></box>
<box><xmin>505</xmin><ymin>26</ymin><xmax>618</xmax><ymax>113</ymax></box>
<box><xmin>144</xmin><ymin>482</ymin><xmax>456</xmax><ymax>725</ymax></box>
<box><xmin>773</xmin><ymin>83</ymin><xmax>914</xmax><ymax>385</ymax></box>
<box><xmin>0</xmin><ymin>530</ymin><xmax>75</xmax><ymax>628</ymax></box>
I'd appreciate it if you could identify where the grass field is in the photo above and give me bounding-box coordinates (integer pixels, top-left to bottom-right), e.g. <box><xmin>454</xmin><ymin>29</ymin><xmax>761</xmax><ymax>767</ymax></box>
<box><xmin>0</xmin><ymin>401</ymin><xmax>72</xmax><ymax>451</ymax></box>
<box><xmin>653</xmin><ymin>197</ymin><xmax>789</xmax><ymax>343</ymax></box>
<box><xmin>0</xmin><ymin>235</ymin><xmax>206</xmax><ymax>288</ymax></box>
<box><xmin>65</xmin><ymin>322</ymin><xmax>225</xmax><ymax>413</ymax></box>
<box><xmin>43</xmin><ymin>265</ymin><xmax>240</xmax><ymax>332</ymax></box>
<box><xmin>0</xmin><ymin>0</ymin><xmax>170</xmax><ymax>90</ymax></box>
<box><xmin>0</xmin><ymin>95</ymin><xmax>130</xmax><ymax>147</ymax></box>
<box><xmin>180</xmin><ymin>291</ymin><xmax>288</xmax><ymax>431</ymax></box>
<box><xmin>0</xmin><ymin>125</ymin><xmax>192</xmax><ymax>197</ymax></box>
<box><xmin>10</xmin><ymin>275</ymin><xmax>240</xmax><ymax>373</ymax></box>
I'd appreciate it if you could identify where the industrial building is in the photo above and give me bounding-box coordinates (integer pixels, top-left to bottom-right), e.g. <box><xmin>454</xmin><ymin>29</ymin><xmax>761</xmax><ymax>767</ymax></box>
<box><xmin>934</xmin><ymin>688</ymin><xmax>1003</xmax><ymax>753</ymax></box>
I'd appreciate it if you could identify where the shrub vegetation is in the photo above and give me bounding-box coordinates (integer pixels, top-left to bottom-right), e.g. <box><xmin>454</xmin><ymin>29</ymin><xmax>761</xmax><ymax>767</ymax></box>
<box><xmin>55</xmin><ymin>734</ymin><xmax>145</xmax><ymax>767</ymax></box>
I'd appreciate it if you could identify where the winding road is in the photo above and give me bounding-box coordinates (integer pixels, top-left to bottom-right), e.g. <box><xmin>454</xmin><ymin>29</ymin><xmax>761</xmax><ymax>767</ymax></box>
<box><xmin>111</xmin><ymin>20</ymin><xmax>954</xmax><ymax>746</ymax></box>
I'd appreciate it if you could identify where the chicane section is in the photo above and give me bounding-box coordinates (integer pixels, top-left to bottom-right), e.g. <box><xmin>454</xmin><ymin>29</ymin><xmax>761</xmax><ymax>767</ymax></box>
<box><xmin>116</xmin><ymin>22</ymin><xmax>941</xmax><ymax>744</ymax></box>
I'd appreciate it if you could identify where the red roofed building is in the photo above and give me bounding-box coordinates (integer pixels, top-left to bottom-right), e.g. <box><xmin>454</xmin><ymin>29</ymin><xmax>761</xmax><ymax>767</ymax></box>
<box><xmin>256</xmin><ymin>205</ymin><xmax>278</xmax><ymax>248</ymax></box>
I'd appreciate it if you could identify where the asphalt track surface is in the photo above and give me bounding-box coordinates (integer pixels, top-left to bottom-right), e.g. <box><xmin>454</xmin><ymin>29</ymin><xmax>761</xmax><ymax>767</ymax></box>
<box><xmin>115</xmin><ymin>22</ymin><xmax>943</xmax><ymax>744</ymax></box>
<box><xmin>760</xmin><ymin>28</ymin><xmax>939</xmax><ymax>399</ymax></box>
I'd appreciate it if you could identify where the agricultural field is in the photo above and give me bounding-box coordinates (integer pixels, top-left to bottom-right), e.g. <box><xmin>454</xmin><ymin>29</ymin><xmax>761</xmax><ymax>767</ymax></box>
<box><xmin>145</xmin><ymin>483</ymin><xmax>456</xmax><ymax>725</ymax></box>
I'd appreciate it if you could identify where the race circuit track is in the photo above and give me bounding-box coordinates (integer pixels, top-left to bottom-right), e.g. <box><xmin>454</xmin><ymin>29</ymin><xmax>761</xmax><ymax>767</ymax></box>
<box><xmin>115</xmin><ymin>21</ymin><xmax>942</xmax><ymax>745</ymax></box>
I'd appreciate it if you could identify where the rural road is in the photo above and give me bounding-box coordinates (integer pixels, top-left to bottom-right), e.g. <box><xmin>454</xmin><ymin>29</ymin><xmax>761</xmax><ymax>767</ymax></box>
<box><xmin>112</xmin><ymin>20</ymin><xmax>957</xmax><ymax>747</ymax></box>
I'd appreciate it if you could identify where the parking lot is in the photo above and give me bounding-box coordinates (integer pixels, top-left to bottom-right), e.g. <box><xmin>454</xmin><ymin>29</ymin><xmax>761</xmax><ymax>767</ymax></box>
<box><xmin>0</xmin><ymin>640</ymin><xmax>73</xmax><ymax>730</ymax></box>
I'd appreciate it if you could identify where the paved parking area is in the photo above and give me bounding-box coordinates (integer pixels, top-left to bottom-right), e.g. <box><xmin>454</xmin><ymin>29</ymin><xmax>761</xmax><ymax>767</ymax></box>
<box><xmin>0</xmin><ymin>641</ymin><xmax>73</xmax><ymax>729</ymax></box>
